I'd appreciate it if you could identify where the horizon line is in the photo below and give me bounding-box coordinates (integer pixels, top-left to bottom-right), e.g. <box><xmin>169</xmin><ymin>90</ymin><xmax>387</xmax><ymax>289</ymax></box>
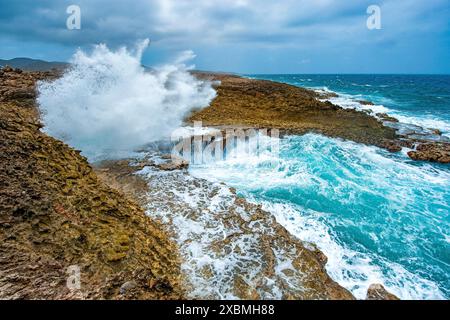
<box><xmin>1</xmin><ymin>57</ymin><xmax>449</xmax><ymax>76</ymax></box>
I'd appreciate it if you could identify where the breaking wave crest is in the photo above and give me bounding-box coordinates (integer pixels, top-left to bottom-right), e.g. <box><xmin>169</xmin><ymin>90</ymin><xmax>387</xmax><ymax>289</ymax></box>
<box><xmin>37</xmin><ymin>40</ymin><xmax>216</xmax><ymax>160</ymax></box>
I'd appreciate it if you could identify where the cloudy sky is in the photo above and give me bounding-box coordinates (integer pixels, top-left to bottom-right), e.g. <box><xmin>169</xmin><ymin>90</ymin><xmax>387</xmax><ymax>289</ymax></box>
<box><xmin>0</xmin><ymin>0</ymin><xmax>449</xmax><ymax>73</ymax></box>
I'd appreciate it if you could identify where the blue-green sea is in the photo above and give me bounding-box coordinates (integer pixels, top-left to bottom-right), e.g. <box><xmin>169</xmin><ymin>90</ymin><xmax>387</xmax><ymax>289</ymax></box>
<box><xmin>190</xmin><ymin>75</ymin><xmax>450</xmax><ymax>300</ymax></box>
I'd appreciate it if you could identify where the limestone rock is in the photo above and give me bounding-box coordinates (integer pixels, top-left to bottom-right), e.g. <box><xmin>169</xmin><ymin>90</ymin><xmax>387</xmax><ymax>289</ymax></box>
<box><xmin>157</xmin><ymin>156</ymin><xmax>189</xmax><ymax>171</ymax></box>
<box><xmin>0</xmin><ymin>72</ymin><xmax>184</xmax><ymax>299</ymax></box>
<box><xmin>119</xmin><ymin>281</ymin><xmax>138</xmax><ymax>295</ymax></box>
<box><xmin>407</xmin><ymin>143</ymin><xmax>450</xmax><ymax>163</ymax></box>
<box><xmin>382</xmin><ymin>140</ymin><xmax>402</xmax><ymax>152</ymax></box>
<box><xmin>377</xmin><ymin>113</ymin><xmax>399</xmax><ymax>123</ymax></box>
<box><xmin>358</xmin><ymin>100</ymin><xmax>375</xmax><ymax>106</ymax></box>
<box><xmin>189</xmin><ymin>73</ymin><xmax>397</xmax><ymax>149</ymax></box>
<box><xmin>366</xmin><ymin>284</ymin><xmax>399</xmax><ymax>300</ymax></box>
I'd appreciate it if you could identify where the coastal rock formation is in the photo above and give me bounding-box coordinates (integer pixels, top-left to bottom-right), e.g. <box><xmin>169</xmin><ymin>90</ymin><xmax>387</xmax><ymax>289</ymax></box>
<box><xmin>1</xmin><ymin>68</ymin><xmax>444</xmax><ymax>300</ymax></box>
<box><xmin>0</xmin><ymin>70</ymin><xmax>183</xmax><ymax>299</ymax></box>
<box><xmin>95</xmin><ymin>158</ymin><xmax>355</xmax><ymax>300</ymax></box>
<box><xmin>189</xmin><ymin>74</ymin><xmax>397</xmax><ymax>148</ymax></box>
<box><xmin>0</xmin><ymin>66</ymin><xmax>59</xmax><ymax>109</ymax></box>
<box><xmin>357</xmin><ymin>100</ymin><xmax>375</xmax><ymax>106</ymax></box>
<box><xmin>366</xmin><ymin>284</ymin><xmax>399</xmax><ymax>300</ymax></box>
<box><xmin>376</xmin><ymin>113</ymin><xmax>399</xmax><ymax>123</ymax></box>
<box><xmin>407</xmin><ymin>143</ymin><xmax>450</xmax><ymax>163</ymax></box>
<box><xmin>383</xmin><ymin>141</ymin><xmax>402</xmax><ymax>152</ymax></box>
<box><xmin>316</xmin><ymin>91</ymin><xmax>339</xmax><ymax>99</ymax></box>
<box><xmin>191</xmin><ymin>73</ymin><xmax>450</xmax><ymax>164</ymax></box>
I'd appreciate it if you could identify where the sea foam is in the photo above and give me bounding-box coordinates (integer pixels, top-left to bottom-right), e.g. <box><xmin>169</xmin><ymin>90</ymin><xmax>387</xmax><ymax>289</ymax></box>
<box><xmin>314</xmin><ymin>88</ymin><xmax>450</xmax><ymax>137</ymax></box>
<box><xmin>37</xmin><ymin>40</ymin><xmax>216</xmax><ymax>160</ymax></box>
<box><xmin>190</xmin><ymin>133</ymin><xmax>450</xmax><ymax>299</ymax></box>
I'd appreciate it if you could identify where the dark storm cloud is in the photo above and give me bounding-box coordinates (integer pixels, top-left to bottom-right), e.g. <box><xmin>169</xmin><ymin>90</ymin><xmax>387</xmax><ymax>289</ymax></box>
<box><xmin>0</xmin><ymin>0</ymin><xmax>449</xmax><ymax>73</ymax></box>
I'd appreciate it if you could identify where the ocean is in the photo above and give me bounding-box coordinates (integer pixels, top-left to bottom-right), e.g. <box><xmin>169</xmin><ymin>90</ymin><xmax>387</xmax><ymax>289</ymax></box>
<box><xmin>249</xmin><ymin>74</ymin><xmax>450</xmax><ymax>135</ymax></box>
<box><xmin>36</xmin><ymin>42</ymin><xmax>450</xmax><ymax>299</ymax></box>
<box><xmin>189</xmin><ymin>74</ymin><xmax>450</xmax><ymax>300</ymax></box>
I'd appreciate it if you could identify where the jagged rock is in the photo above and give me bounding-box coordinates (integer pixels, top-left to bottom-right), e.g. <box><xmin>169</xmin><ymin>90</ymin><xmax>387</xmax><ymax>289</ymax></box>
<box><xmin>157</xmin><ymin>162</ymin><xmax>188</xmax><ymax>171</ymax></box>
<box><xmin>3</xmin><ymin>88</ymin><xmax>35</xmax><ymax>101</ymax></box>
<box><xmin>96</xmin><ymin>160</ymin><xmax>355</xmax><ymax>300</ymax></box>
<box><xmin>357</xmin><ymin>100</ymin><xmax>375</xmax><ymax>106</ymax></box>
<box><xmin>407</xmin><ymin>143</ymin><xmax>450</xmax><ymax>163</ymax></box>
<box><xmin>431</xmin><ymin>128</ymin><xmax>442</xmax><ymax>136</ymax></box>
<box><xmin>0</xmin><ymin>81</ymin><xmax>183</xmax><ymax>299</ymax></box>
<box><xmin>189</xmin><ymin>74</ymin><xmax>397</xmax><ymax>149</ymax></box>
<box><xmin>119</xmin><ymin>281</ymin><xmax>138</xmax><ymax>295</ymax></box>
<box><xmin>398</xmin><ymin>139</ymin><xmax>415</xmax><ymax>149</ymax></box>
<box><xmin>366</xmin><ymin>284</ymin><xmax>399</xmax><ymax>300</ymax></box>
<box><xmin>382</xmin><ymin>140</ymin><xmax>402</xmax><ymax>152</ymax></box>
<box><xmin>377</xmin><ymin>113</ymin><xmax>399</xmax><ymax>123</ymax></box>
<box><xmin>157</xmin><ymin>156</ymin><xmax>189</xmax><ymax>171</ymax></box>
<box><xmin>2</xmin><ymin>65</ymin><xmax>13</xmax><ymax>73</ymax></box>
<box><xmin>316</xmin><ymin>91</ymin><xmax>339</xmax><ymax>99</ymax></box>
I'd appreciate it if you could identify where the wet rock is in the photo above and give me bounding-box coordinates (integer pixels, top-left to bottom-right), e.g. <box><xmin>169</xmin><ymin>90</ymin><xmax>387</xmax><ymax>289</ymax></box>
<box><xmin>398</xmin><ymin>139</ymin><xmax>415</xmax><ymax>149</ymax></box>
<box><xmin>431</xmin><ymin>128</ymin><xmax>442</xmax><ymax>136</ymax></box>
<box><xmin>157</xmin><ymin>156</ymin><xmax>189</xmax><ymax>171</ymax></box>
<box><xmin>357</xmin><ymin>100</ymin><xmax>375</xmax><ymax>106</ymax></box>
<box><xmin>382</xmin><ymin>140</ymin><xmax>402</xmax><ymax>152</ymax></box>
<box><xmin>302</xmin><ymin>241</ymin><xmax>328</xmax><ymax>267</ymax></box>
<box><xmin>0</xmin><ymin>92</ymin><xmax>183</xmax><ymax>299</ymax></box>
<box><xmin>377</xmin><ymin>113</ymin><xmax>399</xmax><ymax>123</ymax></box>
<box><xmin>3</xmin><ymin>88</ymin><xmax>35</xmax><ymax>101</ymax></box>
<box><xmin>316</xmin><ymin>91</ymin><xmax>339</xmax><ymax>99</ymax></box>
<box><xmin>113</xmin><ymin>161</ymin><xmax>355</xmax><ymax>300</ymax></box>
<box><xmin>366</xmin><ymin>284</ymin><xmax>399</xmax><ymax>300</ymax></box>
<box><xmin>119</xmin><ymin>281</ymin><xmax>138</xmax><ymax>295</ymax></box>
<box><xmin>407</xmin><ymin>143</ymin><xmax>450</xmax><ymax>163</ymax></box>
<box><xmin>2</xmin><ymin>65</ymin><xmax>13</xmax><ymax>73</ymax></box>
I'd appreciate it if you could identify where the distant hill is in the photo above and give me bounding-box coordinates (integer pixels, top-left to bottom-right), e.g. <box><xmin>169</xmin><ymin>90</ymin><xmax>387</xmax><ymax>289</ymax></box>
<box><xmin>0</xmin><ymin>57</ymin><xmax>69</xmax><ymax>71</ymax></box>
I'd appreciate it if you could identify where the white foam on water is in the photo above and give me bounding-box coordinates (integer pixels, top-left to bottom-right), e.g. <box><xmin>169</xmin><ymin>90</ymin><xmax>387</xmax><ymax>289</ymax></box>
<box><xmin>189</xmin><ymin>133</ymin><xmax>449</xmax><ymax>300</ymax></box>
<box><xmin>393</xmin><ymin>114</ymin><xmax>450</xmax><ymax>136</ymax></box>
<box><xmin>137</xmin><ymin>167</ymin><xmax>280</xmax><ymax>299</ymax></box>
<box><xmin>313</xmin><ymin>88</ymin><xmax>450</xmax><ymax>136</ymax></box>
<box><xmin>37</xmin><ymin>40</ymin><xmax>216</xmax><ymax>160</ymax></box>
<box><xmin>140</xmin><ymin>149</ymin><xmax>356</xmax><ymax>300</ymax></box>
<box><xmin>257</xmin><ymin>201</ymin><xmax>445</xmax><ymax>300</ymax></box>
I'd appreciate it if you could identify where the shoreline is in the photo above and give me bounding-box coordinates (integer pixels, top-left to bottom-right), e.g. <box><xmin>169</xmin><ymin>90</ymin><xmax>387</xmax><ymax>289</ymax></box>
<box><xmin>94</xmin><ymin>157</ymin><xmax>356</xmax><ymax>299</ymax></box>
<box><xmin>190</xmin><ymin>72</ymin><xmax>450</xmax><ymax>163</ymax></box>
<box><xmin>2</xmin><ymin>66</ymin><xmax>443</xmax><ymax>299</ymax></box>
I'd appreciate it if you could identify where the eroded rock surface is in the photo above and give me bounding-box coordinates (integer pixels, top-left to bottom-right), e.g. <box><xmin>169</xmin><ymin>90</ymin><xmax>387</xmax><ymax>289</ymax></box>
<box><xmin>189</xmin><ymin>74</ymin><xmax>397</xmax><ymax>148</ymax></box>
<box><xmin>0</xmin><ymin>69</ymin><xmax>183</xmax><ymax>299</ymax></box>
<box><xmin>366</xmin><ymin>284</ymin><xmax>399</xmax><ymax>300</ymax></box>
<box><xmin>0</xmin><ymin>66</ymin><xmax>59</xmax><ymax>109</ymax></box>
<box><xmin>190</xmin><ymin>73</ymin><xmax>450</xmax><ymax>164</ymax></box>
<box><xmin>95</xmin><ymin>158</ymin><xmax>354</xmax><ymax>300</ymax></box>
<box><xmin>407</xmin><ymin>143</ymin><xmax>450</xmax><ymax>163</ymax></box>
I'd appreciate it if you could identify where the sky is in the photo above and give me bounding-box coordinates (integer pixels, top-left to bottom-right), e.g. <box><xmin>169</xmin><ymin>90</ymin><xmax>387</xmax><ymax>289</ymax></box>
<box><xmin>0</xmin><ymin>0</ymin><xmax>449</xmax><ymax>74</ymax></box>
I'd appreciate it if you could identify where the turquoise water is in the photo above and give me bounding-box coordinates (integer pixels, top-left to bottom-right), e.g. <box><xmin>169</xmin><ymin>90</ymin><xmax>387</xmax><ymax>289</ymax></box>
<box><xmin>247</xmin><ymin>74</ymin><xmax>450</xmax><ymax>135</ymax></box>
<box><xmin>190</xmin><ymin>75</ymin><xmax>450</xmax><ymax>299</ymax></box>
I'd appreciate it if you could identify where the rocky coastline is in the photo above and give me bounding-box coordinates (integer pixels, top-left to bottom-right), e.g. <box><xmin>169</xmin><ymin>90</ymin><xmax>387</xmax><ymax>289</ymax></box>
<box><xmin>2</xmin><ymin>66</ymin><xmax>438</xmax><ymax>299</ymax></box>
<box><xmin>0</xmin><ymin>67</ymin><xmax>182</xmax><ymax>299</ymax></box>
<box><xmin>190</xmin><ymin>72</ymin><xmax>450</xmax><ymax>163</ymax></box>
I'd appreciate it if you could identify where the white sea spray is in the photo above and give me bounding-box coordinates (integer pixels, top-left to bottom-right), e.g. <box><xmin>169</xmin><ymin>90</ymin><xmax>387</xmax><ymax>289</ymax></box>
<box><xmin>37</xmin><ymin>40</ymin><xmax>216</xmax><ymax>160</ymax></box>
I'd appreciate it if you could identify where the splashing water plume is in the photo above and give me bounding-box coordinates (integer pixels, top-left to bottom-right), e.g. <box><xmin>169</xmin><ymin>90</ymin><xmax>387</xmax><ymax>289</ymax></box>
<box><xmin>37</xmin><ymin>40</ymin><xmax>216</xmax><ymax>160</ymax></box>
